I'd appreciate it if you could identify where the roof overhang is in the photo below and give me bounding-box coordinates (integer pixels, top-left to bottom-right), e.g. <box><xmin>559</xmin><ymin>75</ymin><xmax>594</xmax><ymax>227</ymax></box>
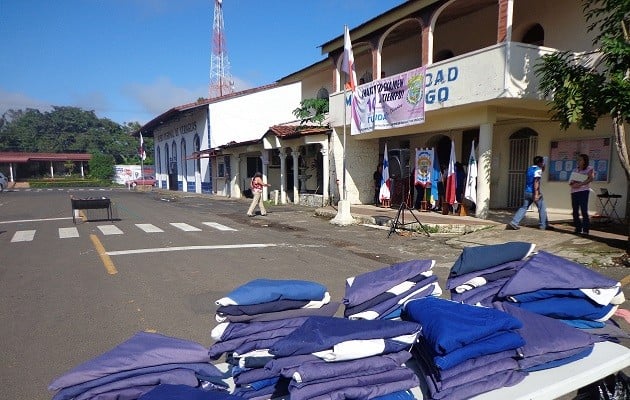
<box><xmin>0</xmin><ymin>152</ymin><xmax>92</xmax><ymax>163</ymax></box>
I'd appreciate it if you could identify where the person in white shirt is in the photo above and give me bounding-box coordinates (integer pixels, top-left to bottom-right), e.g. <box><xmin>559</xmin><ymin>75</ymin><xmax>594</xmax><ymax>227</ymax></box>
<box><xmin>569</xmin><ymin>153</ymin><xmax>594</xmax><ymax>235</ymax></box>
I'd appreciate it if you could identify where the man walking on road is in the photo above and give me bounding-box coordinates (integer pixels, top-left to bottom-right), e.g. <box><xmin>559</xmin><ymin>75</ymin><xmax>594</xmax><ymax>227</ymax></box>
<box><xmin>507</xmin><ymin>155</ymin><xmax>548</xmax><ymax>230</ymax></box>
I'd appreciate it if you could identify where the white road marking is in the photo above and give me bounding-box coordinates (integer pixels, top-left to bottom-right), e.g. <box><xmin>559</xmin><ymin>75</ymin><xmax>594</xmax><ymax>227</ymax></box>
<box><xmin>170</xmin><ymin>223</ymin><xmax>202</xmax><ymax>232</ymax></box>
<box><xmin>135</xmin><ymin>224</ymin><xmax>164</xmax><ymax>233</ymax></box>
<box><xmin>59</xmin><ymin>227</ymin><xmax>79</xmax><ymax>238</ymax></box>
<box><xmin>107</xmin><ymin>243</ymin><xmax>277</xmax><ymax>256</ymax></box>
<box><xmin>97</xmin><ymin>225</ymin><xmax>124</xmax><ymax>235</ymax></box>
<box><xmin>11</xmin><ymin>230</ymin><xmax>36</xmax><ymax>242</ymax></box>
<box><xmin>0</xmin><ymin>217</ymin><xmax>73</xmax><ymax>224</ymax></box>
<box><xmin>203</xmin><ymin>222</ymin><xmax>237</xmax><ymax>231</ymax></box>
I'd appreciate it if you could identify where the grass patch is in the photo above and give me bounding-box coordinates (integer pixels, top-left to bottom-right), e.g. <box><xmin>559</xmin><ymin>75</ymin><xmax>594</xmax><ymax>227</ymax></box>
<box><xmin>27</xmin><ymin>178</ymin><xmax>113</xmax><ymax>188</ymax></box>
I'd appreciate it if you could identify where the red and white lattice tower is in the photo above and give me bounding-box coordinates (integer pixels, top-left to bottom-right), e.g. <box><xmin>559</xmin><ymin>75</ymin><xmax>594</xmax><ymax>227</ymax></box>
<box><xmin>209</xmin><ymin>0</ymin><xmax>234</xmax><ymax>98</ymax></box>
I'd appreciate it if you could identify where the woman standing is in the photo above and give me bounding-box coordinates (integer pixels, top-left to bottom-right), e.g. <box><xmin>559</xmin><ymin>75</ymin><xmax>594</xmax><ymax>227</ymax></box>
<box><xmin>247</xmin><ymin>172</ymin><xmax>270</xmax><ymax>217</ymax></box>
<box><xmin>569</xmin><ymin>153</ymin><xmax>594</xmax><ymax>235</ymax></box>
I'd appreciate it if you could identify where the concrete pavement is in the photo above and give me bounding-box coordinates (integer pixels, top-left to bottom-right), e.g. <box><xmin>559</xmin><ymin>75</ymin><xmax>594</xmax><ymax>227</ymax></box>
<box><xmin>315</xmin><ymin>203</ymin><xmax>628</xmax><ymax>269</ymax></box>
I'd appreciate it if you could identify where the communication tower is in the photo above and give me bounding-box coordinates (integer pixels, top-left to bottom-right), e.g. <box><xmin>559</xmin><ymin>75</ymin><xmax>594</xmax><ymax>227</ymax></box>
<box><xmin>209</xmin><ymin>0</ymin><xmax>234</xmax><ymax>98</ymax></box>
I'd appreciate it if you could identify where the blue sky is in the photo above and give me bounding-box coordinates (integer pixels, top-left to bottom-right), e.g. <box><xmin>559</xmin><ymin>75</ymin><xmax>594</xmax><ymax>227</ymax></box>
<box><xmin>0</xmin><ymin>0</ymin><xmax>405</xmax><ymax>125</ymax></box>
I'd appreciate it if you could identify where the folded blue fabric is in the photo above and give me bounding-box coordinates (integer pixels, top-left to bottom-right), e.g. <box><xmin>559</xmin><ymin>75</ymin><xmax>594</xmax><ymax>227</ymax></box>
<box><xmin>449</xmin><ymin>242</ymin><xmax>534</xmax><ymax>277</ymax></box>
<box><xmin>498</xmin><ymin>250</ymin><xmax>619</xmax><ymax>297</ymax></box>
<box><xmin>285</xmin><ymin>351</ymin><xmax>411</xmax><ymax>383</ymax></box>
<box><xmin>49</xmin><ymin>332</ymin><xmax>216</xmax><ymax>391</ymax></box>
<box><xmin>433</xmin><ymin>331</ymin><xmax>524</xmax><ymax>370</ymax></box>
<box><xmin>373</xmin><ymin>389</ymin><xmax>416</xmax><ymax>400</ymax></box>
<box><xmin>403</xmin><ymin>297</ymin><xmax>522</xmax><ymax>354</ymax></box>
<box><xmin>214</xmin><ymin>317</ymin><xmax>307</xmax><ymax>341</ymax></box>
<box><xmin>216</xmin><ymin>279</ymin><xmax>327</xmax><ymax>306</ymax></box>
<box><xmin>513</xmin><ymin>296</ymin><xmax>614</xmax><ymax>321</ymax></box>
<box><xmin>73</xmin><ymin>369</ymin><xmax>198</xmax><ymax>400</ymax></box>
<box><xmin>139</xmin><ymin>384</ymin><xmax>242</xmax><ymax>399</ymax></box>
<box><xmin>344</xmin><ymin>259</ymin><xmax>435</xmax><ymax>306</ymax></box>
<box><xmin>270</xmin><ymin>316</ymin><xmax>421</xmax><ymax>357</ymax></box>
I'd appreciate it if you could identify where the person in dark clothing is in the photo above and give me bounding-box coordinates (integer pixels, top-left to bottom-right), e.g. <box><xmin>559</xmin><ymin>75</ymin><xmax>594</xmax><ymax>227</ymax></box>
<box><xmin>373</xmin><ymin>163</ymin><xmax>383</xmax><ymax>206</ymax></box>
<box><xmin>455</xmin><ymin>162</ymin><xmax>466</xmax><ymax>203</ymax></box>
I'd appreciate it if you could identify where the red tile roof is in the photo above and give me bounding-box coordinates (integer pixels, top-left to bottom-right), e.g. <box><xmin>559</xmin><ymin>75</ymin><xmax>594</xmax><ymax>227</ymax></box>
<box><xmin>0</xmin><ymin>152</ymin><xmax>91</xmax><ymax>163</ymax></box>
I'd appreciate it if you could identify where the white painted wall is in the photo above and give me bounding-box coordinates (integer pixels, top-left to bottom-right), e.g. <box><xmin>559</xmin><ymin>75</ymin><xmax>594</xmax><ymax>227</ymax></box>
<box><xmin>153</xmin><ymin>110</ymin><xmax>209</xmax><ymax>192</ymax></box>
<box><xmin>209</xmin><ymin>82</ymin><xmax>301</xmax><ymax>148</ymax></box>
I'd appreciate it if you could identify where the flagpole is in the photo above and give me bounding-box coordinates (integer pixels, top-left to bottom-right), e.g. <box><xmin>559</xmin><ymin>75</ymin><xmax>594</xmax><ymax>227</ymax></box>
<box><xmin>330</xmin><ymin>24</ymin><xmax>355</xmax><ymax>226</ymax></box>
<box><xmin>342</xmin><ymin>85</ymin><xmax>347</xmax><ymax>201</ymax></box>
<box><xmin>141</xmin><ymin>133</ymin><xmax>144</xmax><ymax>183</ymax></box>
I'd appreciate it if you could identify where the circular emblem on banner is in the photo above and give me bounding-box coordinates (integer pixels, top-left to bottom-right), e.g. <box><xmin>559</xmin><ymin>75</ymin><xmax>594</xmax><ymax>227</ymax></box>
<box><xmin>407</xmin><ymin>73</ymin><xmax>425</xmax><ymax>105</ymax></box>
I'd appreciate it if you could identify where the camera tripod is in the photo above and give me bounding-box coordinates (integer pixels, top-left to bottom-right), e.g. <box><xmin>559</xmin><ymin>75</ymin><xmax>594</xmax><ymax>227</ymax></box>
<box><xmin>387</xmin><ymin>188</ymin><xmax>430</xmax><ymax>238</ymax></box>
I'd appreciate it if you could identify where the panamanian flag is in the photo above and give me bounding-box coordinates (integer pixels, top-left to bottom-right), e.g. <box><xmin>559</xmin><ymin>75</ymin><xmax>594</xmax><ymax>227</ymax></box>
<box><xmin>379</xmin><ymin>143</ymin><xmax>391</xmax><ymax>202</ymax></box>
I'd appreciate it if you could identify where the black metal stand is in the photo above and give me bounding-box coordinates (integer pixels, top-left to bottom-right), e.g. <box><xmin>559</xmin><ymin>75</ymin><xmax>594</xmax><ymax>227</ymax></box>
<box><xmin>388</xmin><ymin>190</ymin><xmax>430</xmax><ymax>238</ymax></box>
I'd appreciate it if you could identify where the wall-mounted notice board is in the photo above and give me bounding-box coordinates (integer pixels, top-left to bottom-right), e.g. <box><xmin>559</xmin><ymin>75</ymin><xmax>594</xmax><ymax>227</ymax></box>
<box><xmin>548</xmin><ymin>137</ymin><xmax>612</xmax><ymax>182</ymax></box>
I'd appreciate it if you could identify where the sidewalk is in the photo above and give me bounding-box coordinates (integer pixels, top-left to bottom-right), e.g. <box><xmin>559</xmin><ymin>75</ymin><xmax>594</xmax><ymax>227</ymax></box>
<box><xmin>315</xmin><ymin>203</ymin><xmax>628</xmax><ymax>268</ymax></box>
<box><xmin>316</xmin><ymin>203</ymin><xmax>498</xmax><ymax>234</ymax></box>
<box><xmin>316</xmin><ymin>203</ymin><xmax>626</xmax><ymax>237</ymax></box>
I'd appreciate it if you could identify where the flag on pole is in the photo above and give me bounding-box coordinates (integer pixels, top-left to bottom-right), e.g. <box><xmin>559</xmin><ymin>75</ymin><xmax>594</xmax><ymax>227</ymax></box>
<box><xmin>139</xmin><ymin>133</ymin><xmax>146</xmax><ymax>161</ymax></box>
<box><xmin>379</xmin><ymin>143</ymin><xmax>391</xmax><ymax>202</ymax></box>
<box><xmin>341</xmin><ymin>25</ymin><xmax>357</xmax><ymax>91</ymax></box>
<box><xmin>429</xmin><ymin>148</ymin><xmax>441</xmax><ymax>208</ymax></box>
<box><xmin>464</xmin><ymin>140</ymin><xmax>477</xmax><ymax>205</ymax></box>
<box><xmin>445</xmin><ymin>139</ymin><xmax>456</xmax><ymax>205</ymax></box>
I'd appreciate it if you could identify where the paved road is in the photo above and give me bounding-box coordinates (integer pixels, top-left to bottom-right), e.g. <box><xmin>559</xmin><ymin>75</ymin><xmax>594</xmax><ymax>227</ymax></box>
<box><xmin>0</xmin><ymin>188</ymin><xmax>627</xmax><ymax>400</ymax></box>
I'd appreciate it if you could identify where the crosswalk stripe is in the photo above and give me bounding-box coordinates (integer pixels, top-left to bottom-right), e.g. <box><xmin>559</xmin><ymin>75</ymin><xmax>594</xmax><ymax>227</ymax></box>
<box><xmin>59</xmin><ymin>227</ymin><xmax>79</xmax><ymax>238</ymax></box>
<box><xmin>135</xmin><ymin>224</ymin><xmax>164</xmax><ymax>233</ymax></box>
<box><xmin>11</xmin><ymin>230</ymin><xmax>36</xmax><ymax>242</ymax></box>
<box><xmin>6</xmin><ymin>221</ymin><xmax>239</xmax><ymax>241</ymax></box>
<box><xmin>170</xmin><ymin>223</ymin><xmax>202</xmax><ymax>232</ymax></box>
<box><xmin>203</xmin><ymin>222</ymin><xmax>237</xmax><ymax>231</ymax></box>
<box><xmin>97</xmin><ymin>225</ymin><xmax>124</xmax><ymax>235</ymax></box>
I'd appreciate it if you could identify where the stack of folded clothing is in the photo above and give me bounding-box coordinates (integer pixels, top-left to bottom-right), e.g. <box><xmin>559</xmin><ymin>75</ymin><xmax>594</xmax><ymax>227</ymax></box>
<box><xmin>403</xmin><ymin>297</ymin><xmax>527</xmax><ymax>400</ymax></box>
<box><xmin>343</xmin><ymin>259</ymin><xmax>441</xmax><ymax>320</ymax></box>
<box><xmin>209</xmin><ymin>278</ymin><xmax>340</xmax><ymax>399</ymax></box>
<box><xmin>267</xmin><ymin>316</ymin><xmax>422</xmax><ymax>400</ymax></box>
<box><xmin>446</xmin><ymin>242</ymin><xmax>535</xmax><ymax>306</ymax></box>
<box><xmin>48</xmin><ymin>331</ymin><xmax>227</xmax><ymax>400</ymax></box>
<box><xmin>496</xmin><ymin>251</ymin><xmax>625</xmax><ymax>331</ymax></box>
<box><xmin>214</xmin><ymin>278</ymin><xmax>338</xmax><ymax>324</ymax></box>
<box><xmin>495</xmin><ymin>302</ymin><xmax>599</xmax><ymax>372</ymax></box>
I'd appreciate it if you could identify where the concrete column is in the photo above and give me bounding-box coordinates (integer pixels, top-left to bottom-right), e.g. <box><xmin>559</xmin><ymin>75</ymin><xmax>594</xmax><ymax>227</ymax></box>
<box><xmin>292</xmin><ymin>148</ymin><xmax>300</xmax><ymax>204</ymax></box>
<box><xmin>279</xmin><ymin>148</ymin><xmax>287</xmax><ymax>204</ymax></box>
<box><xmin>261</xmin><ymin>151</ymin><xmax>269</xmax><ymax>200</ymax></box>
<box><xmin>320</xmin><ymin>145</ymin><xmax>330</xmax><ymax>204</ymax></box>
<box><xmin>236</xmin><ymin>155</ymin><xmax>243</xmax><ymax>198</ymax></box>
<box><xmin>497</xmin><ymin>0</ymin><xmax>513</xmax><ymax>43</ymax></box>
<box><xmin>80</xmin><ymin>162</ymin><xmax>84</xmax><ymax>178</ymax></box>
<box><xmin>476</xmin><ymin>123</ymin><xmax>494</xmax><ymax>219</ymax></box>
<box><xmin>50</xmin><ymin>162</ymin><xmax>54</xmax><ymax>179</ymax></box>
<box><xmin>9</xmin><ymin>163</ymin><xmax>14</xmax><ymax>182</ymax></box>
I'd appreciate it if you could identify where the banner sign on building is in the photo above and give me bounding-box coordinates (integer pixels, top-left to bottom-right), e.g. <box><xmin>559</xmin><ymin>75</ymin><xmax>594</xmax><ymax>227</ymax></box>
<box><xmin>415</xmin><ymin>148</ymin><xmax>433</xmax><ymax>187</ymax></box>
<box><xmin>351</xmin><ymin>66</ymin><xmax>427</xmax><ymax>135</ymax></box>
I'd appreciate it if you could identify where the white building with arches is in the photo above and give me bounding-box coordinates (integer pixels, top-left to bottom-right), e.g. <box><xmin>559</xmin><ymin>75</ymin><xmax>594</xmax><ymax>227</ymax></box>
<box><xmin>139</xmin><ymin>0</ymin><xmax>627</xmax><ymax>219</ymax></box>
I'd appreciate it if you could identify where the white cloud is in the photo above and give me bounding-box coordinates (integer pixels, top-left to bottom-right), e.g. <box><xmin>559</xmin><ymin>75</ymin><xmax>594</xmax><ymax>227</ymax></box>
<box><xmin>0</xmin><ymin>88</ymin><xmax>53</xmax><ymax>116</ymax></box>
<box><xmin>122</xmin><ymin>77</ymin><xmax>207</xmax><ymax>115</ymax></box>
<box><xmin>69</xmin><ymin>91</ymin><xmax>110</xmax><ymax>115</ymax></box>
<box><xmin>122</xmin><ymin>75</ymin><xmax>257</xmax><ymax>117</ymax></box>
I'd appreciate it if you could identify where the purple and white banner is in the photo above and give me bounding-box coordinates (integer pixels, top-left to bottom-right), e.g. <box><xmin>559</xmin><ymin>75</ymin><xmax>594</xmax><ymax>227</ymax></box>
<box><xmin>351</xmin><ymin>66</ymin><xmax>426</xmax><ymax>135</ymax></box>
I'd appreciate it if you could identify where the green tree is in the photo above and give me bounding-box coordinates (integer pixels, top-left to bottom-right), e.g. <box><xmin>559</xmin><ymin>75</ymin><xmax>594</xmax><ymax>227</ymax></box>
<box><xmin>88</xmin><ymin>153</ymin><xmax>115</xmax><ymax>181</ymax></box>
<box><xmin>292</xmin><ymin>98</ymin><xmax>329</xmax><ymax>126</ymax></box>
<box><xmin>0</xmin><ymin>106</ymin><xmax>152</xmax><ymax>165</ymax></box>
<box><xmin>535</xmin><ymin>0</ymin><xmax>630</xmax><ymax>255</ymax></box>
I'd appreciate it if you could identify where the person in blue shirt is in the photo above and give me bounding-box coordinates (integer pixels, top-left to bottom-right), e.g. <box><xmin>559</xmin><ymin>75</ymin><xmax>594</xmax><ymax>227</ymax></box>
<box><xmin>507</xmin><ymin>156</ymin><xmax>548</xmax><ymax>230</ymax></box>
